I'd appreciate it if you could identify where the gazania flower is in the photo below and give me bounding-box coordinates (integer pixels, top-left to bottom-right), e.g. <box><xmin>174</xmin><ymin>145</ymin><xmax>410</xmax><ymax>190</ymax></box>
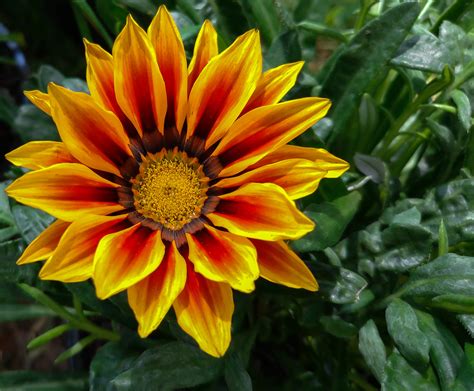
<box><xmin>5</xmin><ymin>6</ymin><xmax>348</xmax><ymax>357</ymax></box>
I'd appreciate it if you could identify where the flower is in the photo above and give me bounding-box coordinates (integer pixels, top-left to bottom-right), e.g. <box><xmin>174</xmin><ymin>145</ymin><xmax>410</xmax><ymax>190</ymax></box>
<box><xmin>5</xmin><ymin>6</ymin><xmax>349</xmax><ymax>357</ymax></box>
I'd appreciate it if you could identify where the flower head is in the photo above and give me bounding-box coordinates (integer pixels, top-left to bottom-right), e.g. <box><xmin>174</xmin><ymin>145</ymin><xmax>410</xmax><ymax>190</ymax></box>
<box><xmin>6</xmin><ymin>6</ymin><xmax>348</xmax><ymax>357</ymax></box>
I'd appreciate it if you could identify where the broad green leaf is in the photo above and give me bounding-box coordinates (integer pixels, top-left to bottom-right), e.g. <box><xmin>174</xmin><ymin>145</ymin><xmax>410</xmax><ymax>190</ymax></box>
<box><xmin>382</xmin><ymin>350</ymin><xmax>439</xmax><ymax>391</ymax></box>
<box><xmin>0</xmin><ymin>371</ymin><xmax>87</xmax><ymax>391</ymax></box>
<box><xmin>112</xmin><ymin>342</ymin><xmax>223</xmax><ymax>390</ymax></box>
<box><xmin>321</xmin><ymin>2</ymin><xmax>420</xmax><ymax>149</ymax></box>
<box><xmin>451</xmin><ymin>89</ymin><xmax>472</xmax><ymax>131</ymax></box>
<box><xmin>400</xmin><ymin>254</ymin><xmax>474</xmax><ymax>304</ymax></box>
<box><xmin>0</xmin><ymin>303</ymin><xmax>55</xmax><ymax>322</ymax></box>
<box><xmin>293</xmin><ymin>191</ymin><xmax>361</xmax><ymax>252</ymax></box>
<box><xmin>415</xmin><ymin>310</ymin><xmax>464</xmax><ymax>390</ymax></box>
<box><xmin>12</xmin><ymin>205</ymin><xmax>54</xmax><ymax>244</ymax></box>
<box><xmin>391</xmin><ymin>34</ymin><xmax>450</xmax><ymax>73</ymax></box>
<box><xmin>358</xmin><ymin>320</ymin><xmax>386</xmax><ymax>382</ymax></box>
<box><xmin>90</xmin><ymin>342</ymin><xmax>141</xmax><ymax>391</ymax></box>
<box><xmin>386</xmin><ymin>299</ymin><xmax>430</xmax><ymax>366</ymax></box>
<box><xmin>329</xmin><ymin>267</ymin><xmax>367</xmax><ymax>304</ymax></box>
<box><xmin>453</xmin><ymin>344</ymin><xmax>474</xmax><ymax>391</ymax></box>
<box><xmin>265</xmin><ymin>30</ymin><xmax>302</xmax><ymax>68</ymax></box>
<box><xmin>13</xmin><ymin>105</ymin><xmax>58</xmax><ymax>142</ymax></box>
<box><xmin>0</xmin><ymin>239</ymin><xmax>24</xmax><ymax>282</ymax></box>
<box><xmin>354</xmin><ymin>153</ymin><xmax>387</xmax><ymax>184</ymax></box>
<box><xmin>224</xmin><ymin>353</ymin><xmax>252</xmax><ymax>391</ymax></box>
<box><xmin>320</xmin><ymin>315</ymin><xmax>357</xmax><ymax>338</ymax></box>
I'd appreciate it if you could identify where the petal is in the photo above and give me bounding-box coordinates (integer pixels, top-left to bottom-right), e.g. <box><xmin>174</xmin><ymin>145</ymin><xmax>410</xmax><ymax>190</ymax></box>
<box><xmin>17</xmin><ymin>220</ymin><xmax>70</xmax><ymax>265</ymax></box>
<box><xmin>187</xmin><ymin>30</ymin><xmax>262</xmax><ymax>147</ymax></box>
<box><xmin>253</xmin><ymin>145</ymin><xmax>349</xmax><ymax>178</ymax></box>
<box><xmin>113</xmin><ymin>15</ymin><xmax>167</xmax><ymax>136</ymax></box>
<box><xmin>148</xmin><ymin>5</ymin><xmax>187</xmax><ymax>132</ymax></box>
<box><xmin>128</xmin><ymin>242</ymin><xmax>186</xmax><ymax>338</ymax></box>
<box><xmin>5</xmin><ymin>141</ymin><xmax>77</xmax><ymax>170</ymax></box>
<box><xmin>208</xmin><ymin>183</ymin><xmax>314</xmax><ymax>241</ymax></box>
<box><xmin>93</xmin><ymin>224</ymin><xmax>165</xmax><ymax>299</ymax></box>
<box><xmin>187</xmin><ymin>225</ymin><xmax>258</xmax><ymax>293</ymax></box>
<box><xmin>252</xmin><ymin>239</ymin><xmax>318</xmax><ymax>291</ymax></box>
<box><xmin>174</xmin><ymin>262</ymin><xmax>233</xmax><ymax>357</ymax></box>
<box><xmin>39</xmin><ymin>215</ymin><xmax>128</xmax><ymax>283</ymax></box>
<box><xmin>48</xmin><ymin>84</ymin><xmax>132</xmax><ymax>176</ymax></box>
<box><xmin>5</xmin><ymin>163</ymin><xmax>123</xmax><ymax>221</ymax></box>
<box><xmin>24</xmin><ymin>90</ymin><xmax>51</xmax><ymax>115</ymax></box>
<box><xmin>188</xmin><ymin>20</ymin><xmax>218</xmax><ymax>91</ymax></box>
<box><xmin>212</xmin><ymin>98</ymin><xmax>331</xmax><ymax>177</ymax></box>
<box><xmin>216</xmin><ymin>159</ymin><xmax>326</xmax><ymax>200</ymax></box>
<box><xmin>241</xmin><ymin>61</ymin><xmax>304</xmax><ymax>115</ymax></box>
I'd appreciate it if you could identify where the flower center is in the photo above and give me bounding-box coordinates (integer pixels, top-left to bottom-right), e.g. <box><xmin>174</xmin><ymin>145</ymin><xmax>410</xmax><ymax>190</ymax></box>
<box><xmin>131</xmin><ymin>149</ymin><xmax>208</xmax><ymax>230</ymax></box>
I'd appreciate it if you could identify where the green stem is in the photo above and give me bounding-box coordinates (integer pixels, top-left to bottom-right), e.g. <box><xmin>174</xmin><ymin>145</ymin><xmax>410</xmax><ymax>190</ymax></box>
<box><xmin>354</xmin><ymin>0</ymin><xmax>376</xmax><ymax>31</ymax></box>
<box><xmin>297</xmin><ymin>22</ymin><xmax>348</xmax><ymax>43</ymax></box>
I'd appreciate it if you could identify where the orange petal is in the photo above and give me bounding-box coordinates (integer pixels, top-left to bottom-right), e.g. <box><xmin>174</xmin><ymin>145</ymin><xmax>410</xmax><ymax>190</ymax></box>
<box><xmin>253</xmin><ymin>145</ymin><xmax>349</xmax><ymax>178</ymax></box>
<box><xmin>113</xmin><ymin>15</ymin><xmax>167</xmax><ymax>136</ymax></box>
<box><xmin>5</xmin><ymin>163</ymin><xmax>123</xmax><ymax>221</ymax></box>
<box><xmin>242</xmin><ymin>61</ymin><xmax>304</xmax><ymax>115</ymax></box>
<box><xmin>5</xmin><ymin>141</ymin><xmax>77</xmax><ymax>170</ymax></box>
<box><xmin>208</xmin><ymin>183</ymin><xmax>314</xmax><ymax>241</ymax></box>
<box><xmin>24</xmin><ymin>90</ymin><xmax>51</xmax><ymax>116</ymax></box>
<box><xmin>48</xmin><ymin>84</ymin><xmax>132</xmax><ymax>176</ymax></box>
<box><xmin>128</xmin><ymin>242</ymin><xmax>186</xmax><ymax>337</ymax></box>
<box><xmin>174</xmin><ymin>262</ymin><xmax>233</xmax><ymax>357</ymax></box>
<box><xmin>252</xmin><ymin>239</ymin><xmax>318</xmax><ymax>291</ymax></box>
<box><xmin>16</xmin><ymin>220</ymin><xmax>70</xmax><ymax>265</ymax></box>
<box><xmin>148</xmin><ymin>5</ymin><xmax>187</xmax><ymax>132</ymax></box>
<box><xmin>93</xmin><ymin>224</ymin><xmax>165</xmax><ymax>299</ymax></box>
<box><xmin>39</xmin><ymin>215</ymin><xmax>128</xmax><ymax>283</ymax></box>
<box><xmin>187</xmin><ymin>225</ymin><xmax>258</xmax><ymax>293</ymax></box>
<box><xmin>187</xmin><ymin>30</ymin><xmax>262</xmax><ymax>147</ymax></box>
<box><xmin>217</xmin><ymin>159</ymin><xmax>326</xmax><ymax>200</ymax></box>
<box><xmin>213</xmin><ymin>98</ymin><xmax>331</xmax><ymax>177</ymax></box>
<box><xmin>188</xmin><ymin>20</ymin><xmax>218</xmax><ymax>91</ymax></box>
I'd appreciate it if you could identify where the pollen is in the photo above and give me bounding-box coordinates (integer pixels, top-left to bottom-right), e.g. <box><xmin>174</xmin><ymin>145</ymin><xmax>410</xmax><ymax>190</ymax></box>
<box><xmin>132</xmin><ymin>150</ymin><xmax>208</xmax><ymax>230</ymax></box>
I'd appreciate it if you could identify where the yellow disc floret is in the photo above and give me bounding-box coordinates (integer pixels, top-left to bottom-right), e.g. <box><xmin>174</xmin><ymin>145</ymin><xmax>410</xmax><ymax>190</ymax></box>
<box><xmin>132</xmin><ymin>149</ymin><xmax>208</xmax><ymax>230</ymax></box>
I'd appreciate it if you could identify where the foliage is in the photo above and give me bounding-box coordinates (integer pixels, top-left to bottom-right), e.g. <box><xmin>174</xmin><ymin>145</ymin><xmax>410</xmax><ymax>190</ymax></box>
<box><xmin>0</xmin><ymin>0</ymin><xmax>473</xmax><ymax>389</ymax></box>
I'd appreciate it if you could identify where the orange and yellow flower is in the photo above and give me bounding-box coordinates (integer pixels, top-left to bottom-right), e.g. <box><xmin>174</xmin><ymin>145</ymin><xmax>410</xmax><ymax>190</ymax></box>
<box><xmin>5</xmin><ymin>6</ymin><xmax>348</xmax><ymax>357</ymax></box>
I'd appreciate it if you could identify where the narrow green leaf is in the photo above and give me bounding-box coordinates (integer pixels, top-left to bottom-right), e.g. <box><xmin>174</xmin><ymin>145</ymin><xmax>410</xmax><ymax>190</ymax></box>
<box><xmin>28</xmin><ymin>324</ymin><xmax>71</xmax><ymax>350</ymax></box>
<box><xmin>430</xmin><ymin>294</ymin><xmax>474</xmax><ymax>314</ymax></box>
<box><xmin>359</xmin><ymin>320</ymin><xmax>386</xmax><ymax>382</ymax></box>
<box><xmin>55</xmin><ymin>334</ymin><xmax>97</xmax><ymax>364</ymax></box>
<box><xmin>0</xmin><ymin>371</ymin><xmax>87</xmax><ymax>390</ymax></box>
<box><xmin>0</xmin><ymin>303</ymin><xmax>56</xmax><ymax>322</ymax></box>
<box><xmin>438</xmin><ymin>219</ymin><xmax>449</xmax><ymax>256</ymax></box>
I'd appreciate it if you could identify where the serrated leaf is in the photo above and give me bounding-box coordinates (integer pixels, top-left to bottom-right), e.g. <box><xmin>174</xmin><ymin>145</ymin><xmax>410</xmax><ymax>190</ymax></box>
<box><xmin>386</xmin><ymin>299</ymin><xmax>430</xmax><ymax>366</ymax></box>
<box><xmin>359</xmin><ymin>320</ymin><xmax>386</xmax><ymax>382</ymax></box>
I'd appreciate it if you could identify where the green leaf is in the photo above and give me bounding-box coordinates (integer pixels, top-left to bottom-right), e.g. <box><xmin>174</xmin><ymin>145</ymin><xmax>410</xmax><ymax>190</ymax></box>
<box><xmin>240</xmin><ymin>0</ymin><xmax>281</xmax><ymax>45</ymax></box>
<box><xmin>224</xmin><ymin>353</ymin><xmax>252</xmax><ymax>391</ymax></box>
<box><xmin>90</xmin><ymin>342</ymin><xmax>141</xmax><ymax>391</ymax></box>
<box><xmin>354</xmin><ymin>153</ymin><xmax>387</xmax><ymax>184</ymax></box>
<box><xmin>321</xmin><ymin>2</ymin><xmax>420</xmax><ymax>149</ymax></box>
<box><xmin>457</xmin><ymin>314</ymin><xmax>474</xmax><ymax>338</ymax></box>
<box><xmin>438</xmin><ymin>219</ymin><xmax>449</xmax><ymax>256</ymax></box>
<box><xmin>320</xmin><ymin>315</ymin><xmax>357</xmax><ymax>338</ymax></box>
<box><xmin>293</xmin><ymin>191</ymin><xmax>361</xmax><ymax>252</ymax></box>
<box><xmin>12</xmin><ymin>205</ymin><xmax>54</xmax><ymax>244</ymax></box>
<box><xmin>112</xmin><ymin>342</ymin><xmax>223</xmax><ymax>390</ymax></box>
<box><xmin>386</xmin><ymin>299</ymin><xmax>430</xmax><ymax>366</ymax></box>
<box><xmin>399</xmin><ymin>254</ymin><xmax>474</xmax><ymax>304</ymax></box>
<box><xmin>358</xmin><ymin>320</ymin><xmax>386</xmax><ymax>382</ymax></box>
<box><xmin>328</xmin><ymin>267</ymin><xmax>368</xmax><ymax>304</ymax></box>
<box><xmin>0</xmin><ymin>303</ymin><xmax>55</xmax><ymax>322</ymax></box>
<box><xmin>0</xmin><ymin>239</ymin><xmax>24</xmax><ymax>282</ymax></box>
<box><xmin>453</xmin><ymin>344</ymin><xmax>474</xmax><ymax>391</ymax></box>
<box><xmin>451</xmin><ymin>89</ymin><xmax>472</xmax><ymax>131</ymax></box>
<box><xmin>391</xmin><ymin>34</ymin><xmax>451</xmax><ymax>73</ymax></box>
<box><xmin>0</xmin><ymin>371</ymin><xmax>87</xmax><ymax>390</ymax></box>
<box><xmin>13</xmin><ymin>105</ymin><xmax>58</xmax><ymax>142</ymax></box>
<box><xmin>27</xmin><ymin>324</ymin><xmax>71</xmax><ymax>350</ymax></box>
<box><xmin>265</xmin><ymin>30</ymin><xmax>302</xmax><ymax>68</ymax></box>
<box><xmin>415</xmin><ymin>310</ymin><xmax>464</xmax><ymax>390</ymax></box>
<box><xmin>54</xmin><ymin>335</ymin><xmax>97</xmax><ymax>364</ymax></box>
<box><xmin>382</xmin><ymin>350</ymin><xmax>439</xmax><ymax>391</ymax></box>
